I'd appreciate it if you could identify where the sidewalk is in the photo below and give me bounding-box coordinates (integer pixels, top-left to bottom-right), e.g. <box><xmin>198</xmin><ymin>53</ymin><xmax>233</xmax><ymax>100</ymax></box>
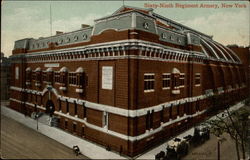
<box><xmin>1</xmin><ymin>106</ymin><xmax>126</xmax><ymax>159</ymax></box>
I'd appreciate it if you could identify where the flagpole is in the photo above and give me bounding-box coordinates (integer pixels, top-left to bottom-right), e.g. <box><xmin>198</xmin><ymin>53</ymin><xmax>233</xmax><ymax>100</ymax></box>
<box><xmin>50</xmin><ymin>3</ymin><xmax>52</xmax><ymax>37</ymax></box>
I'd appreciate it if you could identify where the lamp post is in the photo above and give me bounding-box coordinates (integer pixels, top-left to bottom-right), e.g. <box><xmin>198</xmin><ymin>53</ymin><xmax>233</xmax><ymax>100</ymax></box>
<box><xmin>217</xmin><ymin>136</ymin><xmax>221</xmax><ymax>160</ymax></box>
<box><xmin>214</xmin><ymin>126</ymin><xmax>223</xmax><ymax>160</ymax></box>
<box><xmin>35</xmin><ymin>113</ymin><xmax>39</xmax><ymax>130</ymax></box>
<box><xmin>35</xmin><ymin>104</ymin><xmax>39</xmax><ymax>130</ymax></box>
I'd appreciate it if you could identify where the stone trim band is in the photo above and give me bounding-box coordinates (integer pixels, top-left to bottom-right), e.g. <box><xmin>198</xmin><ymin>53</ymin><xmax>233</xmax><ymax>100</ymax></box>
<box><xmin>9</xmin><ymin>97</ymin><xmax>207</xmax><ymax>141</ymax></box>
<box><xmin>10</xmin><ymin>85</ymin><xmax>245</xmax><ymax>118</ymax></box>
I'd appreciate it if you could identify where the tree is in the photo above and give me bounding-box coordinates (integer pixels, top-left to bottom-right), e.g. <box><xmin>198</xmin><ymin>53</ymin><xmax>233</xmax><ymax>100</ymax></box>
<box><xmin>204</xmin><ymin>107</ymin><xmax>250</xmax><ymax>160</ymax></box>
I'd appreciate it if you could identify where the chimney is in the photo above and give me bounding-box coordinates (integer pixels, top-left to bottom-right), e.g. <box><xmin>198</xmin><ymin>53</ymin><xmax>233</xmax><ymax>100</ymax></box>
<box><xmin>81</xmin><ymin>24</ymin><xmax>90</xmax><ymax>29</ymax></box>
<box><xmin>56</xmin><ymin>31</ymin><xmax>63</xmax><ymax>35</ymax></box>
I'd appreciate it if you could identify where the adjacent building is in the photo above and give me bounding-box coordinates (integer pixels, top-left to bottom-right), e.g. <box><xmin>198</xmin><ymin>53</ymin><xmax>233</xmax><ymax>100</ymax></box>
<box><xmin>9</xmin><ymin>6</ymin><xmax>249</xmax><ymax>156</ymax></box>
<box><xmin>1</xmin><ymin>52</ymin><xmax>11</xmax><ymax>101</ymax></box>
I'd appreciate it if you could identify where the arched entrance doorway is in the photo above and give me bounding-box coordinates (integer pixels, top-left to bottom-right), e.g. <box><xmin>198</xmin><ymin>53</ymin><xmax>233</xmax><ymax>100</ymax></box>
<box><xmin>46</xmin><ymin>100</ymin><xmax>55</xmax><ymax>116</ymax></box>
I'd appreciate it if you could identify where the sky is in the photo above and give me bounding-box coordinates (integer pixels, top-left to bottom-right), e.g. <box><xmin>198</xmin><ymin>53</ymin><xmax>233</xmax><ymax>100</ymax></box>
<box><xmin>1</xmin><ymin>1</ymin><xmax>249</xmax><ymax>57</ymax></box>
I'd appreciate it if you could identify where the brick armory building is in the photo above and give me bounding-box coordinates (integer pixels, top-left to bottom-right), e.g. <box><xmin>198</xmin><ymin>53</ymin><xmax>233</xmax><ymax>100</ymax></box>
<box><xmin>9</xmin><ymin>6</ymin><xmax>249</xmax><ymax>157</ymax></box>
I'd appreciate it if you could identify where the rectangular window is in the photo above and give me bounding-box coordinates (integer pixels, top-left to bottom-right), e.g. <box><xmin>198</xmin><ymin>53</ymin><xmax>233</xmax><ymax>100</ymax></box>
<box><xmin>30</xmin><ymin>93</ymin><xmax>33</xmax><ymax>102</ymax></box>
<box><xmin>26</xmin><ymin>71</ymin><xmax>31</xmax><ymax>82</ymax></box>
<box><xmin>73</xmin><ymin>123</ymin><xmax>77</xmax><ymax>133</ymax></box>
<box><xmin>40</xmin><ymin>96</ymin><xmax>43</xmax><ymax>105</ymax></box>
<box><xmin>184</xmin><ymin>102</ymin><xmax>188</xmax><ymax>114</ymax></box>
<box><xmin>195</xmin><ymin>100</ymin><xmax>200</xmax><ymax>111</ymax></box>
<box><xmin>144</xmin><ymin>73</ymin><xmax>155</xmax><ymax>92</ymax></box>
<box><xmin>47</xmin><ymin>72</ymin><xmax>53</xmax><ymax>84</ymax></box>
<box><xmin>74</xmin><ymin>101</ymin><xmax>77</xmax><ymax>115</ymax></box>
<box><xmin>15</xmin><ymin>67</ymin><xmax>19</xmax><ymax>80</ymax></box>
<box><xmin>54</xmin><ymin>72</ymin><xmax>60</xmax><ymax>83</ymax></box>
<box><xmin>146</xmin><ymin>111</ymin><xmax>150</xmax><ymax>130</ymax></box>
<box><xmin>42</xmin><ymin>72</ymin><xmax>47</xmax><ymax>82</ymax></box>
<box><xmin>180</xmin><ymin>73</ymin><xmax>185</xmax><ymax>87</ymax></box>
<box><xmin>65</xmin><ymin>120</ymin><xmax>68</xmax><ymax>129</ymax></box>
<box><xmin>177</xmin><ymin>105</ymin><xmax>180</xmax><ymax>116</ymax></box>
<box><xmin>160</xmin><ymin>107</ymin><xmax>164</xmax><ymax>123</ymax></box>
<box><xmin>69</xmin><ymin>72</ymin><xmax>77</xmax><ymax>85</ymax></box>
<box><xmin>76</xmin><ymin>73</ymin><xmax>84</xmax><ymax>87</ymax></box>
<box><xmin>103</xmin><ymin>112</ymin><xmax>108</xmax><ymax>128</ymax></box>
<box><xmin>32</xmin><ymin>71</ymin><xmax>36</xmax><ymax>81</ymax></box>
<box><xmin>83</xmin><ymin>102</ymin><xmax>86</xmax><ymax>119</ymax></box>
<box><xmin>195</xmin><ymin>73</ymin><xmax>201</xmax><ymax>86</ymax></box>
<box><xmin>150</xmin><ymin>110</ymin><xmax>154</xmax><ymax>129</ymax></box>
<box><xmin>66</xmin><ymin>100</ymin><xmax>69</xmax><ymax>113</ymax></box>
<box><xmin>58</xmin><ymin>99</ymin><xmax>61</xmax><ymax>111</ymax></box>
<box><xmin>61</xmin><ymin>73</ymin><xmax>67</xmax><ymax>85</ymax></box>
<box><xmin>162</xmin><ymin>73</ymin><xmax>171</xmax><ymax>89</ymax></box>
<box><xmin>169</xmin><ymin>105</ymin><xmax>173</xmax><ymax>119</ymax></box>
<box><xmin>81</xmin><ymin>126</ymin><xmax>85</xmax><ymax>137</ymax></box>
<box><xmin>36</xmin><ymin>72</ymin><xmax>42</xmax><ymax>83</ymax></box>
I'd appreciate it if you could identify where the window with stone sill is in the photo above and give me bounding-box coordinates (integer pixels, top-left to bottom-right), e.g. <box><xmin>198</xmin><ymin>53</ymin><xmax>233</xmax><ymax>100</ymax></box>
<box><xmin>160</xmin><ymin>106</ymin><xmax>164</xmax><ymax>123</ymax></box>
<box><xmin>73</xmin><ymin>123</ymin><xmax>77</xmax><ymax>133</ymax></box>
<box><xmin>32</xmin><ymin>71</ymin><xmax>36</xmax><ymax>81</ymax></box>
<box><xmin>179</xmin><ymin>73</ymin><xmax>185</xmax><ymax>87</ymax></box>
<box><xmin>65</xmin><ymin>120</ymin><xmax>68</xmax><ymax>129</ymax></box>
<box><xmin>146</xmin><ymin>111</ymin><xmax>150</xmax><ymax>130</ymax></box>
<box><xmin>54</xmin><ymin>72</ymin><xmax>60</xmax><ymax>83</ymax></box>
<box><xmin>83</xmin><ymin>102</ymin><xmax>86</xmax><ymax>119</ymax></box>
<box><xmin>25</xmin><ymin>69</ymin><xmax>32</xmax><ymax>84</ymax></box>
<box><xmin>171</xmin><ymin>68</ymin><xmax>181</xmax><ymax>94</ymax></box>
<box><xmin>60</xmin><ymin>73</ymin><xmax>68</xmax><ymax>85</ymax></box>
<box><xmin>47</xmin><ymin>72</ymin><xmax>54</xmax><ymax>85</ymax></box>
<box><xmin>69</xmin><ymin>72</ymin><xmax>77</xmax><ymax>85</ymax></box>
<box><xmin>145</xmin><ymin>110</ymin><xmax>154</xmax><ymax>130</ymax></box>
<box><xmin>74</xmin><ymin>101</ymin><xmax>77</xmax><ymax>115</ymax></box>
<box><xmin>162</xmin><ymin>73</ymin><xmax>171</xmax><ymax>89</ymax></box>
<box><xmin>103</xmin><ymin>112</ymin><xmax>108</xmax><ymax>128</ymax></box>
<box><xmin>172</xmin><ymin>74</ymin><xmax>179</xmax><ymax>89</ymax></box>
<box><xmin>195</xmin><ymin>73</ymin><xmax>201</xmax><ymax>86</ymax></box>
<box><xmin>42</xmin><ymin>72</ymin><xmax>47</xmax><ymax>82</ymax></box>
<box><xmin>144</xmin><ymin>73</ymin><xmax>155</xmax><ymax>92</ymax></box>
<box><xmin>76</xmin><ymin>73</ymin><xmax>84</xmax><ymax>87</ymax></box>
<box><xmin>58</xmin><ymin>99</ymin><xmax>62</xmax><ymax>111</ymax></box>
<box><xmin>35</xmin><ymin>71</ymin><xmax>42</xmax><ymax>83</ymax></box>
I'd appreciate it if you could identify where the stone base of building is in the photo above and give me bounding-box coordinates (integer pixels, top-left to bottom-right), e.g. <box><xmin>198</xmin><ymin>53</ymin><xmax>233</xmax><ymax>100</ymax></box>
<box><xmin>7</xmin><ymin>94</ymin><xmax>247</xmax><ymax>157</ymax></box>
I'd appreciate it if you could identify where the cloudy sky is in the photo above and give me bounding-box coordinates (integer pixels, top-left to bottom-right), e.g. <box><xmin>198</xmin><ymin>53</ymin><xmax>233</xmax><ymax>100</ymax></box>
<box><xmin>1</xmin><ymin>1</ymin><xmax>249</xmax><ymax>57</ymax></box>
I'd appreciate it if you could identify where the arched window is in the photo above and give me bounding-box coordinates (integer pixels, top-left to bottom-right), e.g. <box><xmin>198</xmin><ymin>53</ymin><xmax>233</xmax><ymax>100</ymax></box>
<box><xmin>59</xmin><ymin>67</ymin><xmax>68</xmax><ymax>91</ymax></box>
<box><xmin>171</xmin><ymin>67</ymin><xmax>180</xmax><ymax>94</ymax></box>
<box><xmin>54</xmin><ymin>71</ymin><xmax>60</xmax><ymax>83</ymax></box>
<box><xmin>35</xmin><ymin>67</ymin><xmax>41</xmax><ymax>87</ymax></box>
<box><xmin>25</xmin><ymin>67</ymin><xmax>32</xmax><ymax>86</ymax></box>
<box><xmin>46</xmin><ymin>68</ymin><xmax>53</xmax><ymax>85</ymax></box>
<box><xmin>75</xmin><ymin>67</ymin><xmax>85</xmax><ymax>93</ymax></box>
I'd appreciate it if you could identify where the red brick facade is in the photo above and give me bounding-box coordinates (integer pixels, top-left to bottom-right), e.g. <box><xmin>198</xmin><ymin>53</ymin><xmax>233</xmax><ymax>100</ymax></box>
<box><xmin>9</xmin><ymin>6</ymin><xmax>249</xmax><ymax>157</ymax></box>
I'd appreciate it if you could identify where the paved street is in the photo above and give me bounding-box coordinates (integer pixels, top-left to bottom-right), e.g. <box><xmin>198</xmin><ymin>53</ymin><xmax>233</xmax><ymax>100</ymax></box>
<box><xmin>1</xmin><ymin>115</ymin><xmax>88</xmax><ymax>159</ymax></box>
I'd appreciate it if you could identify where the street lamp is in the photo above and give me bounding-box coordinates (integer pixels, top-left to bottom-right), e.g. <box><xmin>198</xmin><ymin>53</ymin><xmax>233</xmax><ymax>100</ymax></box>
<box><xmin>35</xmin><ymin>113</ymin><xmax>39</xmax><ymax>130</ymax></box>
<box><xmin>35</xmin><ymin>104</ymin><xmax>39</xmax><ymax>130</ymax></box>
<box><xmin>217</xmin><ymin>136</ymin><xmax>222</xmax><ymax>160</ymax></box>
